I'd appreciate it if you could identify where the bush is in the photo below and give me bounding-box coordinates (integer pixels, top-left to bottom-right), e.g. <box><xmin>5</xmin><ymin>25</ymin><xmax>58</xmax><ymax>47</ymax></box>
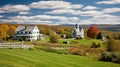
<box><xmin>99</xmin><ymin>51</ymin><xmax>120</xmax><ymax>63</ymax></box>
<box><xmin>99</xmin><ymin>51</ymin><xmax>113</xmax><ymax>61</ymax></box>
<box><xmin>56</xmin><ymin>49</ymin><xmax>69</xmax><ymax>54</ymax></box>
<box><xmin>40</xmin><ymin>46</ymin><xmax>69</xmax><ymax>54</ymax></box>
<box><xmin>106</xmin><ymin>37</ymin><xmax>119</xmax><ymax>52</ymax></box>
<box><xmin>112</xmin><ymin>52</ymin><xmax>120</xmax><ymax>63</ymax></box>
<box><xmin>69</xmin><ymin>45</ymin><xmax>86</xmax><ymax>56</ymax></box>
<box><xmin>91</xmin><ymin>42</ymin><xmax>100</xmax><ymax>48</ymax></box>
<box><xmin>41</xmin><ymin>47</ymin><xmax>57</xmax><ymax>53</ymax></box>
<box><xmin>50</xmin><ymin>35</ymin><xmax>59</xmax><ymax>43</ymax></box>
<box><xmin>29</xmin><ymin>48</ymin><xmax>34</xmax><ymax>50</ymax></box>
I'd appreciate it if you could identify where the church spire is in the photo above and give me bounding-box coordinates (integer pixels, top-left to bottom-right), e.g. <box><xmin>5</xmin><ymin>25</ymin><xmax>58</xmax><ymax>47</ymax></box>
<box><xmin>75</xmin><ymin>23</ymin><xmax>79</xmax><ymax>29</ymax></box>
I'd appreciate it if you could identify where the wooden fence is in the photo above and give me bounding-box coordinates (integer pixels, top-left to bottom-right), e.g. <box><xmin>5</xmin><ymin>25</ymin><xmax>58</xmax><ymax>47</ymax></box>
<box><xmin>0</xmin><ymin>43</ymin><xmax>34</xmax><ymax>49</ymax></box>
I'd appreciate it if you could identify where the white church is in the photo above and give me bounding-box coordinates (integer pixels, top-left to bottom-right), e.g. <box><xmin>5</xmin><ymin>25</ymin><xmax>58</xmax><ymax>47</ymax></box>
<box><xmin>71</xmin><ymin>24</ymin><xmax>84</xmax><ymax>39</ymax></box>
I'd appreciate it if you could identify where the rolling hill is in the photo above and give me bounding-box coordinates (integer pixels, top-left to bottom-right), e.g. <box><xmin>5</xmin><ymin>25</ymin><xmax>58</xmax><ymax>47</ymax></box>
<box><xmin>0</xmin><ymin>49</ymin><xmax>119</xmax><ymax>67</ymax></box>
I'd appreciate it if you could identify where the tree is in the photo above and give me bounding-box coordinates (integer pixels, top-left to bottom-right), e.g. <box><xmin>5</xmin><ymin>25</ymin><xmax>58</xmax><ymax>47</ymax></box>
<box><xmin>49</xmin><ymin>31</ymin><xmax>59</xmax><ymax>43</ymax></box>
<box><xmin>87</xmin><ymin>26</ymin><xmax>99</xmax><ymax>39</ymax></box>
<box><xmin>106</xmin><ymin>37</ymin><xmax>118</xmax><ymax>52</ymax></box>
<box><xmin>0</xmin><ymin>24</ymin><xmax>9</xmax><ymax>39</ymax></box>
<box><xmin>7</xmin><ymin>26</ymin><xmax>16</xmax><ymax>37</ymax></box>
<box><xmin>96</xmin><ymin>32</ymin><xmax>103</xmax><ymax>39</ymax></box>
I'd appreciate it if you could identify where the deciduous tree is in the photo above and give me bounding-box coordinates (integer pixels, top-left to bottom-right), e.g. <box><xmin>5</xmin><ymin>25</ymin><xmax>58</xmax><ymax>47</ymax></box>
<box><xmin>87</xmin><ymin>26</ymin><xmax>99</xmax><ymax>39</ymax></box>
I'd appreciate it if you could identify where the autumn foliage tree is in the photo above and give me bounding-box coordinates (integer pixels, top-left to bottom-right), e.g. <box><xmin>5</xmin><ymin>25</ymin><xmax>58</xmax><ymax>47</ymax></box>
<box><xmin>0</xmin><ymin>24</ymin><xmax>16</xmax><ymax>40</ymax></box>
<box><xmin>87</xmin><ymin>26</ymin><xmax>99</xmax><ymax>39</ymax></box>
<box><xmin>49</xmin><ymin>31</ymin><xmax>59</xmax><ymax>43</ymax></box>
<box><xmin>0</xmin><ymin>24</ymin><xmax>9</xmax><ymax>39</ymax></box>
<box><xmin>7</xmin><ymin>26</ymin><xmax>16</xmax><ymax>37</ymax></box>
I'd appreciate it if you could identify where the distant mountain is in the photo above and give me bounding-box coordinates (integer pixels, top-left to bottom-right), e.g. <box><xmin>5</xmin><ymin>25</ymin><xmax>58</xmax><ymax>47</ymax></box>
<box><xmin>60</xmin><ymin>24</ymin><xmax>120</xmax><ymax>32</ymax></box>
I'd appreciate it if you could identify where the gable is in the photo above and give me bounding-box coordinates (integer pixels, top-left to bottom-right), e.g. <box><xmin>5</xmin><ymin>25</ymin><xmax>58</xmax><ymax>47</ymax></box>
<box><xmin>33</xmin><ymin>26</ymin><xmax>39</xmax><ymax>32</ymax></box>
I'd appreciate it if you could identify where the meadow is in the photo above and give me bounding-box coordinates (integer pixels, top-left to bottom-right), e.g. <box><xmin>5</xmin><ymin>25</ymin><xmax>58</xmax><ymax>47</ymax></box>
<box><xmin>0</xmin><ymin>49</ymin><xmax>120</xmax><ymax>67</ymax></box>
<box><xmin>59</xmin><ymin>38</ymin><xmax>102</xmax><ymax>45</ymax></box>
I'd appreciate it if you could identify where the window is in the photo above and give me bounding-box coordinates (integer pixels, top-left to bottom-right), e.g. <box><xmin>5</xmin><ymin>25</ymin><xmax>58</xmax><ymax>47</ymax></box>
<box><xmin>29</xmin><ymin>32</ymin><xmax>31</xmax><ymax>34</ymax></box>
<box><xmin>25</xmin><ymin>31</ymin><xmax>27</xmax><ymax>34</ymax></box>
<box><xmin>17</xmin><ymin>31</ymin><xmax>19</xmax><ymax>34</ymax></box>
<box><xmin>37</xmin><ymin>32</ymin><xmax>39</xmax><ymax>34</ymax></box>
<box><xmin>21</xmin><ymin>32</ymin><xmax>23</xmax><ymax>34</ymax></box>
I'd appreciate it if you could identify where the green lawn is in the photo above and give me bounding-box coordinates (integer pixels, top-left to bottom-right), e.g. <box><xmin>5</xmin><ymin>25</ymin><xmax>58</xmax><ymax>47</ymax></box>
<box><xmin>0</xmin><ymin>49</ymin><xmax>119</xmax><ymax>67</ymax></box>
<box><xmin>59</xmin><ymin>39</ymin><xmax>102</xmax><ymax>45</ymax></box>
<box><xmin>35</xmin><ymin>35</ymin><xmax>50</xmax><ymax>43</ymax></box>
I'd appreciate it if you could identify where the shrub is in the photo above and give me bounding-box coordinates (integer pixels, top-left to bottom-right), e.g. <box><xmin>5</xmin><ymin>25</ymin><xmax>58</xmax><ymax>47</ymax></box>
<box><xmin>42</xmin><ymin>47</ymin><xmax>56</xmax><ymax>52</ymax></box>
<box><xmin>99</xmin><ymin>51</ymin><xmax>120</xmax><ymax>63</ymax></box>
<box><xmin>112</xmin><ymin>52</ymin><xmax>120</xmax><ymax>63</ymax></box>
<box><xmin>56</xmin><ymin>49</ymin><xmax>69</xmax><ymax>54</ymax></box>
<box><xmin>99</xmin><ymin>51</ymin><xmax>113</xmax><ymax>61</ymax></box>
<box><xmin>91</xmin><ymin>42</ymin><xmax>100</xmax><ymax>48</ymax></box>
<box><xmin>50</xmin><ymin>34</ymin><xmax>59</xmax><ymax>43</ymax></box>
<box><xmin>69</xmin><ymin>45</ymin><xmax>86</xmax><ymax>56</ymax></box>
<box><xmin>29</xmin><ymin>48</ymin><xmax>34</xmax><ymax>50</ymax></box>
<box><xmin>106</xmin><ymin>37</ymin><xmax>119</xmax><ymax>52</ymax></box>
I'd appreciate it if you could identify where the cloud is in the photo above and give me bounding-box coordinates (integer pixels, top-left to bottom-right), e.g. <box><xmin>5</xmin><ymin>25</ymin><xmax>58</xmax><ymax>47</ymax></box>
<box><xmin>0</xmin><ymin>15</ymin><xmax>80</xmax><ymax>24</ymax></box>
<box><xmin>103</xmin><ymin>8</ymin><xmax>120</xmax><ymax>13</ymax></box>
<box><xmin>45</xmin><ymin>9</ymin><xmax>78</xmax><ymax>14</ymax></box>
<box><xmin>0</xmin><ymin>4</ymin><xmax>30</xmax><ymax>13</ymax></box>
<box><xmin>46</xmin><ymin>9</ymin><xmax>102</xmax><ymax>16</ymax></box>
<box><xmin>19</xmin><ymin>11</ymin><xmax>30</xmax><ymax>14</ymax></box>
<box><xmin>80</xmin><ymin>14</ymin><xmax>120</xmax><ymax>24</ymax></box>
<box><xmin>0</xmin><ymin>15</ymin><xmax>4</xmax><ymax>18</ymax></box>
<box><xmin>82</xmin><ymin>6</ymin><xmax>98</xmax><ymax>10</ymax></box>
<box><xmin>96</xmin><ymin>0</ymin><xmax>120</xmax><ymax>4</ymax></box>
<box><xmin>79</xmin><ymin>11</ymin><xmax>102</xmax><ymax>16</ymax></box>
<box><xmin>29</xmin><ymin>1</ymin><xmax>83</xmax><ymax>9</ymax></box>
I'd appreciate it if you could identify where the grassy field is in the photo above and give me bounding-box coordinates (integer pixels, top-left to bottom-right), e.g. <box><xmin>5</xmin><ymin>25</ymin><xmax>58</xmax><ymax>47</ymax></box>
<box><xmin>59</xmin><ymin>39</ymin><xmax>102</xmax><ymax>45</ymax></box>
<box><xmin>0</xmin><ymin>49</ymin><xmax>119</xmax><ymax>67</ymax></box>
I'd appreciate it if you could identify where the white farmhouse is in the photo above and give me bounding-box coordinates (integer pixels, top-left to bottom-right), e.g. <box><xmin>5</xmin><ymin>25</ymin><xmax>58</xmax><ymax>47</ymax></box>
<box><xmin>12</xmin><ymin>25</ymin><xmax>44</xmax><ymax>41</ymax></box>
<box><xmin>71</xmin><ymin>24</ymin><xmax>84</xmax><ymax>39</ymax></box>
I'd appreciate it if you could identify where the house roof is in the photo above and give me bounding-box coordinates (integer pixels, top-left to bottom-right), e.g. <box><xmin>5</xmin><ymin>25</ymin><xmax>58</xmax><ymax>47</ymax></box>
<box><xmin>13</xmin><ymin>34</ymin><xmax>44</xmax><ymax>36</ymax></box>
<box><xmin>16</xmin><ymin>25</ymin><xmax>37</xmax><ymax>32</ymax></box>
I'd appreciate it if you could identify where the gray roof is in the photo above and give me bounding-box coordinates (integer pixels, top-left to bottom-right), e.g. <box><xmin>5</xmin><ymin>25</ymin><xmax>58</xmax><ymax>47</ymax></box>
<box><xmin>13</xmin><ymin>34</ymin><xmax>43</xmax><ymax>36</ymax></box>
<box><xmin>16</xmin><ymin>25</ymin><xmax>37</xmax><ymax>32</ymax></box>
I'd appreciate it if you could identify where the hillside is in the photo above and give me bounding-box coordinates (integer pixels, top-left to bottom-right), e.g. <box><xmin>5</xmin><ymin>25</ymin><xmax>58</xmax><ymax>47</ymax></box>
<box><xmin>61</xmin><ymin>24</ymin><xmax>120</xmax><ymax>32</ymax></box>
<box><xmin>0</xmin><ymin>49</ymin><xmax>119</xmax><ymax>67</ymax></box>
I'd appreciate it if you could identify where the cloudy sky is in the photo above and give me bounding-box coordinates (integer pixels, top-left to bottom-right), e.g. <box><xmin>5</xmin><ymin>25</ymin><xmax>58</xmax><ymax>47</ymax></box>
<box><xmin>0</xmin><ymin>0</ymin><xmax>120</xmax><ymax>25</ymax></box>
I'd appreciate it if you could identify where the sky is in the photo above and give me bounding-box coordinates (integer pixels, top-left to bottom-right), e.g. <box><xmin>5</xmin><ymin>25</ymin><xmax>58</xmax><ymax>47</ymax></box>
<box><xmin>0</xmin><ymin>0</ymin><xmax>120</xmax><ymax>25</ymax></box>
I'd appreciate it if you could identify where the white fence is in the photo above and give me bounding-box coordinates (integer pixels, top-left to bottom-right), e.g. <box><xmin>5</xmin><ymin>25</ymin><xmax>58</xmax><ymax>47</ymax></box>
<box><xmin>0</xmin><ymin>43</ymin><xmax>34</xmax><ymax>49</ymax></box>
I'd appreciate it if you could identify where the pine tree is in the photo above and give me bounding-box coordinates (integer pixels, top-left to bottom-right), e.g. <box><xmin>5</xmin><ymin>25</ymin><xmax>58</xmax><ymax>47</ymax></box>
<box><xmin>96</xmin><ymin>32</ymin><xmax>103</xmax><ymax>39</ymax></box>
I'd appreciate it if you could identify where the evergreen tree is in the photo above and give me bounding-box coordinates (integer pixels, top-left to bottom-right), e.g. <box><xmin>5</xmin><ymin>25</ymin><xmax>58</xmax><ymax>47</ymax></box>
<box><xmin>96</xmin><ymin>32</ymin><xmax>103</xmax><ymax>39</ymax></box>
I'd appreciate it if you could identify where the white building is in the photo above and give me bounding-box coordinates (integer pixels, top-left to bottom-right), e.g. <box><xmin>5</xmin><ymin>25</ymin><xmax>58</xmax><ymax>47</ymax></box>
<box><xmin>13</xmin><ymin>25</ymin><xmax>44</xmax><ymax>41</ymax></box>
<box><xmin>71</xmin><ymin>24</ymin><xmax>84</xmax><ymax>39</ymax></box>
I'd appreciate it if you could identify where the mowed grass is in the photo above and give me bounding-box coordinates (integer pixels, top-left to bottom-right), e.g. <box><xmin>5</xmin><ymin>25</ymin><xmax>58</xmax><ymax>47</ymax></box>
<box><xmin>59</xmin><ymin>39</ymin><xmax>102</xmax><ymax>45</ymax></box>
<box><xmin>0</xmin><ymin>49</ymin><xmax>120</xmax><ymax>67</ymax></box>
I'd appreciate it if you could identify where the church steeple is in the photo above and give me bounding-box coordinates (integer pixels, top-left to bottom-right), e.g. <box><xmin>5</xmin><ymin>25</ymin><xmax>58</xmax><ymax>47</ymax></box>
<box><xmin>75</xmin><ymin>23</ymin><xmax>79</xmax><ymax>29</ymax></box>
